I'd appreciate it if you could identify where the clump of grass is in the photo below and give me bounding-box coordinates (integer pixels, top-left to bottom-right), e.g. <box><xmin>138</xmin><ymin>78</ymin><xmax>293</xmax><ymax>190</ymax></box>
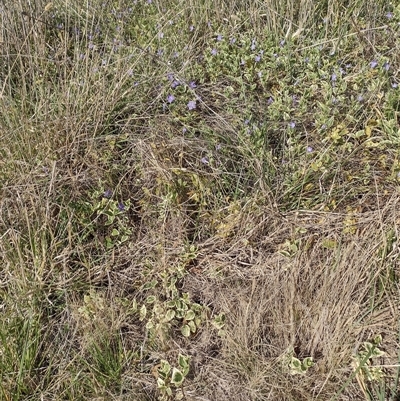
<box><xmin>1</xmin><ymin>0</ymin><xmax>400</xmax><ymax>400</ymax></box>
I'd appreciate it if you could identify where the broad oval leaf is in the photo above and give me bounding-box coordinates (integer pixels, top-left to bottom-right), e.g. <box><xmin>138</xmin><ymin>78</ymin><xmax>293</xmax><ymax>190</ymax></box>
<box><xmin>185</xmin><ymin>309</ymin><xmax>195</xmax><ymax>320</ymax></box>
<box><xmin>165</xmin><ymin>309</ymin><xmax>176</xmax><ymax>322</ymax></box>
<box><xmin>181</xmin><ymin>324</ymin><xmax>191</xmax><ymax>337</ymax></box>
<box><xmin>146</xmin><ymin>296</ymin><xmax>156</xmax><ymax>304</ymax></box>
<box><xmin>188</xmin><ymin>320</ymin><xmax>197</xmax><ymax>333</ymax></box>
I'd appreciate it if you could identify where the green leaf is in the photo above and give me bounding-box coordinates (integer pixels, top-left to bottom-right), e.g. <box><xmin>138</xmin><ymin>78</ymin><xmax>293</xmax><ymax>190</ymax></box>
<box><xmin>302</xmin><ymin>357</ymin><xmax>314</xmax><ymax>368</ymax></box>
<box><xmin>139</xmin><ymin>304</ymin><xmax>147</xmax><ymax>321</ymax></box>
<box><xmin>181</xmin><ymin>325</ymin><xmax>191</xmax><ymax>337</ymax></box>
<box><xmin>191</xmin><ymin>303</ymin><xmax>203</xmax><ymax>312</ymax></box>
<box><xmin>158</xmin><ymin>360</ymin><xmax>171</xmax><ymax>376</ymax></box>
<box><xmin>166</xmin><ymin>299</ymin><xmax>175</xmax><ymax>308</ymax></box>
<box><xmin>171</xmin><ymin>368</ymin><xmax>184</xmax><ymax>386</ymax></box>
<box><xmin>165</xmin><ymin>309</ymin><xmax>176</xmax><ymax>322</ymax></box>
<box><xmin>143</xmin><ymin>280</ymin><xmax>157</xmax><ymax>290</ymax></box>
<box><xmin>178</xmin><ymin>354</ymin><xmax>190</xmax><ymax>373</ymax></box>
<box><xmin>105</xmin><ymin>214</ymin><xmax>116</xmax><ymax>225</ymax></box>
<box><xmin>168</xmin><ymin>276</ymin><xmax>177</xmax><ymax>287</ymax></box>
<box><xmin>146</xmin><ymin>296</ymin><xmax>156</xmax><ymax>304</ymax></box>
<box><xmin>185</xmin><ymin>310</ymin><xmax>195</xmax><ymax>320</ymax></box>
<box><xmin>188</xmin><ymin>320</ymin><xmax>196</xmax><ymax>333</ymax></box>
<box><xmin>178</xmin><ymin>299</ymin><xmax>188</xmax><ymax>311</ymax></box>
<box><xmin>290</xmin><ymin>357</ymin><xmax>301</xmax><ymax>369</ymax></box>
<box><xmin>373</xmin><ymin>334</ymin><xmax>382</xmax><ymax>345</ymax></box>
<box><xmin>212</xmin><ymin>313</ymin><xmax>226</xmax><ymax>329</ymax></box>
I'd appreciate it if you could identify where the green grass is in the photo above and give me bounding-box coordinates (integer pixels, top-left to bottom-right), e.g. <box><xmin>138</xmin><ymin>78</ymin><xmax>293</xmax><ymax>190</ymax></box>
<box><xmin>1</xmin><ymin>0</ymin><xmax>400</xmax><ymax>400</ymax></box>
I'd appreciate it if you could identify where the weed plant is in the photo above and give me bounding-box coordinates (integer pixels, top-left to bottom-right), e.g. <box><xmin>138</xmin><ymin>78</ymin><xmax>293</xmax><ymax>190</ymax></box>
<box><xmin>1</xmin><ymin>0</ymin><xmax>400</xmax><ymax>400</ymax></box>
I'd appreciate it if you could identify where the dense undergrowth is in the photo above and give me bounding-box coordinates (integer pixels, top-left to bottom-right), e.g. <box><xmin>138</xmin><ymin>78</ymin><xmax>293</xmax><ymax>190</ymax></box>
<box><xmin>1</xmin><ymin>0</ymin><xmax>400</xmax><ymax>400</ymax></box>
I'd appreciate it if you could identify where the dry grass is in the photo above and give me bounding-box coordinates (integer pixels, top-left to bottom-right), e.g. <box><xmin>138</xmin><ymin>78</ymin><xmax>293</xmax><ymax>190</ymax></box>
<box><xmin>1</xmin><ymin>0</ymin><xmax>400</xmax><ymax>400</ymax></box>
<box><xmin>167</xmin><ymin>199</ymin><xmax>399</xmax><ymax>400</ymax></box>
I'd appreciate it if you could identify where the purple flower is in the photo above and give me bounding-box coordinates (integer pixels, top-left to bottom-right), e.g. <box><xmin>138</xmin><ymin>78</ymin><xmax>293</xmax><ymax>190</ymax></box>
<box><xmin>288</xmin><ymin>121</ymin><xmax>296</xmax><ymax>129</ymax></box>
<box><xmin>158</xmin><ymin>32</ymin><xmax>164</xmax><ymax>39</ymax></box>
<box><xmin>201</xmin><ymin>157</ymin><xmax>209</xmax><ymax>165</ymax></box>
<box><xmin>306</xmin><ymin>146</ymin><xmax>313</xmax><ymax>153</ymax></box>
<box><xmin>182</xmin><ymin>127</ymin><xmax>187</xmax><ymax>133</ymax></box>
<box><xmin>189</xmin><ymin>25</ymin><xmax>194</xmax><ymax>32</ymax></box>
<box><xmin>189</xmin><ymin>81</ymin><xmax>197</xmax><ymax>89</ymax></box>
<box><xmin>103</xmin><ymin>189</ymin><xmax>112</xmax><ymax>198</ymax></box>
<box><xmin>357</xmin><ymin>94</ymin><xmax>364</xmax><ymax>102</ymax></box>
<box><xmin>392</xmin><ymin>82</ymin><xmax>398</xmax><ymax>88</ymax></box>
<box><xmin>167</xmin><ymin>94</ymin><xmax>175</xmax><ymax>103</ymax></box>
<box><xmin>211</xmin><ymin>48</ymin><xmax>217</xmax><ymax>55</ymax></box>
<box><xmin>250</xmin><ymin>40</ymin><xmax>256</xmax><ymax>51</ymax></box>
<box><xmin>171</xmin><ymin>80</ymin><xmax>180</xmax><ymax>88</ymax></box>
<box><xmin>167</xmin><ymin>73</ymin><xmax>174</xmax><ymax>81</ymax></box>
<box><xmin>244</xmin><ymin>119</ymin><xmax>250</xmax><ymax>125</ymax></box>
<box><xmin>230</xmin><ymin>38</ymin><xmax>236</xmax><ymax>44</ymax></box>
<box><xmin>383</xmin><ymin>61</ymin><xmax>390</xmax><ymax>71</ymax></box>
<box><xmin>118</xmin><ymin>202</ymin><xmax>125</xmax><ymax>211</ymax></box>
<box><xmin>255</xmin><ymin>55</ymin><xmax>261</xmax><ymax>62</ymax></box>
<box><xmin>215</xmin><ymin>144</ymin><xmax>221</xmax><ymax>151</ymax></box>
<box><xmin>217</xmin><ymin>34</ymin><xmax>223</xmax><ymax>41</ymax></box>
<box><xmin>331</xmin><ymin>73</ymin><xmax>337</xmax><ymax>82</ymax></box>
<box><xmin>370</xmin><ymin>60</ymin><xmax>378</xmax><ymax>68</ymax></box>
<box><xmin>386</xmin><ymin>12</ymin><xmax>393</xmax><ymax>19</ymax></box>
<box><xmin>280</xmin><ymin>39</ymin><xmax>285</xmax><ymax>47</ymax></box>
<box><xmin>187</xmin><ymin>100</ymin><xmax>196</xmax><ymax>110</ymax></box>
<box><xmin>267</xmin><ymin>96</ymin><xmax>274</xmax><ymax>105</ymax></box>
<box><xmin>258</xmin><ymin>71</ymin><xmax>262</xmax><ymax>78</ymax></box>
